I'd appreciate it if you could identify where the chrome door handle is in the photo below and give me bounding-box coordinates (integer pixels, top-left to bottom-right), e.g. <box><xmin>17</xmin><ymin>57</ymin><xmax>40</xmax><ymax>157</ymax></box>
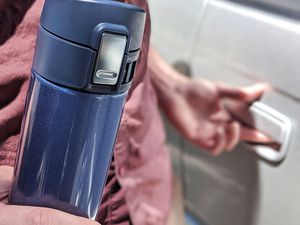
<box><xmin>244</xmin><ymin>102</ymin><xmax>292</xmax><ymax>163</ymax></box>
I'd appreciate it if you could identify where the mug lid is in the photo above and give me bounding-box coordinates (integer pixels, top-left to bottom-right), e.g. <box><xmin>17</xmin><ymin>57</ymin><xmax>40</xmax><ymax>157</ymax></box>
<box><xmin>41</xmin><ymin>0</ymin><xmax>146</xmax><ymax>52</ymax></box>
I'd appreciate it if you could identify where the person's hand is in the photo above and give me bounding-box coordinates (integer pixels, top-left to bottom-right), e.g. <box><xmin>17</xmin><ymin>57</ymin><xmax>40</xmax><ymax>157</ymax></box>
<box><xmin>0</xmin><ymin>166</ymin><xmax>100</xmax><ymax>225</ymax></box>
<box><xmin>160</xmin><ymin>78</ymin><xmax>272</xmax><ymax>155</ymax></box>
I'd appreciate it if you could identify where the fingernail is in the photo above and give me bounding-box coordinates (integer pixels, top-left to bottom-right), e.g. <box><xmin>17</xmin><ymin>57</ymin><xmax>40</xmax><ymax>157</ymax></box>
<box><xmin>246</xmin><ymin>83</ymin><xmax>272</xmax><ymax>94</ymax></box>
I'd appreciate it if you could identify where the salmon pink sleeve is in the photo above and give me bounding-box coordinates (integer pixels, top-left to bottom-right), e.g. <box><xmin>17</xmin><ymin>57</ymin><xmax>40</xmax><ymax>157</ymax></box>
<box><xmin>0</xmin><ymin>0</ymin><xmax>42</xmax><ymax>166</ymax></box>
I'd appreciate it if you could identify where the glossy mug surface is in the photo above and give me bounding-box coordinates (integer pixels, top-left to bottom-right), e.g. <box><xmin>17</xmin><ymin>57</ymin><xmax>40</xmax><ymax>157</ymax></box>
<box><xmin>9</xmin><ymin>71</ymin><xmax>127</xmax><ymax>219</ymax></box>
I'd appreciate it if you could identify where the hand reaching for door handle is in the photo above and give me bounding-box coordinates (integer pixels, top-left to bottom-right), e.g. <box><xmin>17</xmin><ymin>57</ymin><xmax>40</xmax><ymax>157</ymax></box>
<box><xmin>148</xmin><ymin>47</ymin><xmax>272</xmax><ymax>155</ymax></box>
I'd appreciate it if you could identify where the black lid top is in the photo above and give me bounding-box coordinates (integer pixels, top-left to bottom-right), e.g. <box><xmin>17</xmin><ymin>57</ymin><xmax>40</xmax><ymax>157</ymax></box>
<box><xmin>41</xmin><ymin>0</ymin><xmax>146</xmax><ymax>52</ymax></box>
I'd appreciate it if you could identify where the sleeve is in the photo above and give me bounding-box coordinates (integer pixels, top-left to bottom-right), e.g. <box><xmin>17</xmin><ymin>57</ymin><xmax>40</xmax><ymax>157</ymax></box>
<box><xmin>0</xmin><ymin>0</ymin><xmax>36</xmax><ymax>45</ymax></box>
<box><xmin>0</xmin><ymin>0</ymin><xmax>41</xmax><ymax>167</ymax></box>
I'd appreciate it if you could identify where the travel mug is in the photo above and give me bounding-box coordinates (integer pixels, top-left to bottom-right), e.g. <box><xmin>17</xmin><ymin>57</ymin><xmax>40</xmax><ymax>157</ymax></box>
<box><xmin>9</xmin><ymin>0</ymin><xmax>145</xmax><ymax>219</ymax></box>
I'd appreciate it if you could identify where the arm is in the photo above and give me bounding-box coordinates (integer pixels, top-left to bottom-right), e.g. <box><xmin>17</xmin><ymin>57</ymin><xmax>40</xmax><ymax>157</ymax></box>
<box><xmin>0</xmin><ymin>0</ymin><xmax>36</xmax><ymax>45</ymax></box>
<box><xmin>148</xmin><ymin>47</ymin><xmax>271</xmax><ymax>155</ymax></box>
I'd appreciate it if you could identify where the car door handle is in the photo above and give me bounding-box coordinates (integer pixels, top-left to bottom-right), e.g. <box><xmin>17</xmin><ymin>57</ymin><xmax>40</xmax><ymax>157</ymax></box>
<box><xmin>243</xmin><ymin>102</ymin><xmax>292</xmax><ymax>164</ymax></box>
<box><xmin>226</xmin><ymin>101</ymin><xmax>292</xmax><ymax>164</ymax></box>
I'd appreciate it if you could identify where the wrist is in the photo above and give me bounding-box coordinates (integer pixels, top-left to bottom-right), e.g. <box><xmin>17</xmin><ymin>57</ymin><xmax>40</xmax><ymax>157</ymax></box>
<box><xmin>150</xmin><ymin>67</ymin><xmax>188</xmax><ymax>91</ymax></box>
<box><xmin>150</xmin><ymin>70</ymin><xmax>190</xmax><ymax>113</ymax></box>
<box><xmin>147</xmin><ymin>47</ymin><xmax>190</xmax><ymax>107</ymax></box>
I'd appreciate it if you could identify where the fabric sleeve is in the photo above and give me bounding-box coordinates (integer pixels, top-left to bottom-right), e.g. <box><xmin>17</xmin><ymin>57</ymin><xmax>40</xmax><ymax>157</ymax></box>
<box><xmin>0</xmin><ymin>0</ymin><xmax>42</xmax><ymax>167</ymax></box>
<box><xmin>0</xmin><ymin>0</ymin><xmax>36</xmax><ymax>45</ymax></box>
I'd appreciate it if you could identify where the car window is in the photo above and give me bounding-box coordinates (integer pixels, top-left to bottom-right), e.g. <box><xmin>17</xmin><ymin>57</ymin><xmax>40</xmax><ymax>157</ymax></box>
<box><xmin>228</xmin><ymin>0</ymin><xmax>300</xmax><ymax>20</ymax></box>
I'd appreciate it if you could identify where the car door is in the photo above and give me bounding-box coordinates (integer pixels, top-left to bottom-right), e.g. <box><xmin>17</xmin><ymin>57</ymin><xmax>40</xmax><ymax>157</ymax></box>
<box><xmin>149</xmin><ymin>0</ymin><xmax>300</xmax><ymax>225</ymax></box>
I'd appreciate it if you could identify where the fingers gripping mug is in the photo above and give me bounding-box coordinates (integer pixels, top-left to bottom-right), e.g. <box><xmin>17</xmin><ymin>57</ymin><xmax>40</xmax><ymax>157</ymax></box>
<box><xmin>9</xmin><ymin>0</ymin><xmax>145</xmax><ymax>219</ymax></box>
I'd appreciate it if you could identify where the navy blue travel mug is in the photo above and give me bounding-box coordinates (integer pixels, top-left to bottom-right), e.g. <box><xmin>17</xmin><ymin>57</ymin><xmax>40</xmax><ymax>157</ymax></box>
<box><xmin>9</xmin><ymin>0</ymin><xmax>145</xmax><ymax>219</ymax></box>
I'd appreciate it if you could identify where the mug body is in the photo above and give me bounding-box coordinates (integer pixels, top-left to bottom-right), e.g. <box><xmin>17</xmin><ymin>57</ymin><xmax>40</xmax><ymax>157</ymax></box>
<box><xmin>9</xmin><ymin>71</ymin><xmax>127</xmax><ymax>219</ymax></box>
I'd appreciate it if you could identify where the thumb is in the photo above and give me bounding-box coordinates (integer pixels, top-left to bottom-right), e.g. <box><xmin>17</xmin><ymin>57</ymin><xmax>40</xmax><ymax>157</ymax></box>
<box><xmin>217</xmin><ymin>82</ymin><xmax>271</xmax><ymax>103</ymax></box>
<box><xmin>0</xmin><ymin>166</ymin><xmax>13</xmax><ymax>201</ymax></box>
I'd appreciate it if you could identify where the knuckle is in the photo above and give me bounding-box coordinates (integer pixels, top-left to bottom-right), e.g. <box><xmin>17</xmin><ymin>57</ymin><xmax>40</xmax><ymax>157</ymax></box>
<box><xmin>187</xmin><ymin>130</ymin><xmax>198</xmax><ymax>143</ymax></box>
<box><xmin>25</xmin><ymin>209</ymin><xmax>52</xmax><ymax>225</ymax></box>
<box><xmin>211</xmin><ymin>149</ymin><xmax>221</xmax><ymax>156</ymax></box>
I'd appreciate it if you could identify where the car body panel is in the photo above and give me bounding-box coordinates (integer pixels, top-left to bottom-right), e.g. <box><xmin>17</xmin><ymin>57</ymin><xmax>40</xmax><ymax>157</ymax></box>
<box><xmin>149</xmin><ymin>0</ymin><xmax>300</xmax><ymax>225</ymax></box>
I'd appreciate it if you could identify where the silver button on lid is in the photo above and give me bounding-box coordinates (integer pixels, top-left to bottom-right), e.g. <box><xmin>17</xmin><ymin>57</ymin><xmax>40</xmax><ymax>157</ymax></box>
<box><xmin>92</xmin><ymin>33</ymin><xmax>127</xmax><ymax>85</ymax></box>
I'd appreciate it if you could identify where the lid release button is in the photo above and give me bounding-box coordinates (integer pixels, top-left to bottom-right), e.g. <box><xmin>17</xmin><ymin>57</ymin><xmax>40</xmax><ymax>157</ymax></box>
<box><xmin>92</xmin><ymin>33</ymin><xmax>127</xmax><ymax>85</ymax></box>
